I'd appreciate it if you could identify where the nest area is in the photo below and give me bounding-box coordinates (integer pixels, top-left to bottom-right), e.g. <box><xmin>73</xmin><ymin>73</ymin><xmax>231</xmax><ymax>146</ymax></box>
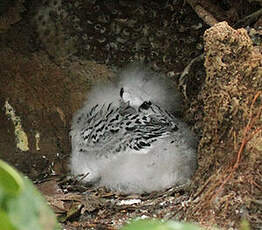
<box><xmin>0</xmin><ymin>0</ymin><xmax>261</xmax><ymax>229</ymax></box>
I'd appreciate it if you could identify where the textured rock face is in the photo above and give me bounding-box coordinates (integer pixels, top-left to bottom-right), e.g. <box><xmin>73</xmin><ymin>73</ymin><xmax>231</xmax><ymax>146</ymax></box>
<box><xmin>199</xmin><ymin>21</ymin><xmax>261</xmax><ymax>164</ymax></box>
<box><xmin>0</xmin><ymin>48</ymin><xmax>112</xmax><ymax>178</ymax></box>
<box><xmin>70</xmin><ymin>65</ymin><xmax>198</xmax><ymax>194</ymax></box>
<box><xmin>31</xmin><ymin>0</ymin><xmax>204</xmax><ymax>70</ymax></box>
<box><xmin>0</xmin><ymin>0</ymin><xmax>25</xmax><ymax>32</ymax></box>
<box><xmin>186</xmin><ymin>21</ymin><xmax>262</xmax><ymax>228</ymax></box>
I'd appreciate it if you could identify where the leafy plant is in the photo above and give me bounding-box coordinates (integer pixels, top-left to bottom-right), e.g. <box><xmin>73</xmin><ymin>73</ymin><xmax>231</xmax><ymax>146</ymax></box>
<box><xmin>0</xmin><ymin>160</ymin><xmax>60</xmax><ymax>230</ymax></box>
<box><xmin>121</xmin><ymin>219</ymin><xmax>204</xmax><ymax>230</ymax></box>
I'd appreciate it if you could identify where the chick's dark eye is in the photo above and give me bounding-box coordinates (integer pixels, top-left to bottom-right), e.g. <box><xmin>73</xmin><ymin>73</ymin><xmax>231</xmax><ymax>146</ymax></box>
<box><xmin>139</xmin><ymin>101</ymin><xmax>152</xmax><ymax>110</ymax></box>
<box><xmin>120</xmin><ymin>87</ymin><xmax>124</xmax><ymax>97</ymax></box>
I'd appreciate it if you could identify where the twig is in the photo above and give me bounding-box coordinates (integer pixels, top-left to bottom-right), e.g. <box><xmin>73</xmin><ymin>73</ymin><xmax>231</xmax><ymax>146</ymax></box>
<box><xmin>192</xmin><ymin>173</ymin><xmax>213</xmax><ymax>200</ymax></box>
<box><xmin>234</xmin><ymin>8</ymin><xmax>262</xmax><ymax>28</ymax></box>
<box><xmin>212</xmin><ymin>91</ymin><xmax>262</xmax><ymax>200</ymax></box>
<box><xmin>179</xmin><ymin>54</ymin><xmax>204</xmax><ymax>100</ymax></box>
<box><xmin>186</xmin><ymin>0</ymin><xmax>218</xmax><ymax>26</ymax></box>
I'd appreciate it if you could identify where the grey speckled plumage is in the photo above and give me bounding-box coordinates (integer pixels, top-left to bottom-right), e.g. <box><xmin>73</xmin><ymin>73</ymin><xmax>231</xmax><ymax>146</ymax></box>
<box><xmin>70</xmin><ymin>65</ymin><xmax>197</xmax><ymax>194</ymax></box>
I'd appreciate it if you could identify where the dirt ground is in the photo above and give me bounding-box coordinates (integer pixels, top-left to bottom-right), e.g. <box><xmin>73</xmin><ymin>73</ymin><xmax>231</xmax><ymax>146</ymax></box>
<box><xmin>0</xmin><ymin>0</ymin><xmax>261</xmax><ymax>229</ymax></box>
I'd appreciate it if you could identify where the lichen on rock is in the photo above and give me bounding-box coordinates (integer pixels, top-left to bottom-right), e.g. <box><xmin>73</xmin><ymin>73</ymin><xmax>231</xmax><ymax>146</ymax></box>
<box><xmin>4</xmin><ymin>100</ymin><xmax>29</xmax><ymax>152</ymax></box>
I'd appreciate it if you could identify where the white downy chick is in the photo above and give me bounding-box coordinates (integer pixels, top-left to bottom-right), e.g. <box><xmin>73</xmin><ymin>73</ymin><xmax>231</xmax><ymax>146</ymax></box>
<box><xmin>118</xmin><ymin>64</ymin><xmax>182</xmax><ymax>113</ymax></box>
<box><xmin>80</xmin><ymin>64</ymin><xmax>182</xmax><ymax>113</ymax></box>
<box><xmin>70</xmin><ymin>64</ymin><xmax>197</xmax><ymax>194</ymax></box>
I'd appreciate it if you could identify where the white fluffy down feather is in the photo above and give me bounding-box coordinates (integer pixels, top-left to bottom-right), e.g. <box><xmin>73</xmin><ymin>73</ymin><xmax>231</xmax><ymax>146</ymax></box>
<box><xmin>118</xmin><ymin>64</ymin><xmax>182</xmax><ymax>112</ymax></box>
<box><xmin>80</xmin><ymin>64</ymin><xmax>182</xmax><ymax>112</ymax></box>
<box><xmin>70</xmin><ymin>64</ymin><xmax>197</xmax><ymax>194</ymax></box>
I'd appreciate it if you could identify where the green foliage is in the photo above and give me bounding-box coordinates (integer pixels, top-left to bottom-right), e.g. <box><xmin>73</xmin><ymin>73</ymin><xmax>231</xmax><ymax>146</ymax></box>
<box><xmin>121</xmin><ymin>218</ymin><xmax>251</xmax><ymax>230</ymax></box>
<box><xmin>121</xmin><ymin>219</ymin><xmax>204</xmax><ymax>230</ymax></box>
<box><xmin>0</xmin><ymin>159</ymin><xmax>23</xmax><ymax>197</ymax></box>
<box><xmin>0</xmin><ymin>160</ymin><xmax>60</xmax><ymax>230</ymax></box>
<box><xmin>240</xmin><ymin>219</ymin><xmax>250</xmax><ymax>230</ymax></box>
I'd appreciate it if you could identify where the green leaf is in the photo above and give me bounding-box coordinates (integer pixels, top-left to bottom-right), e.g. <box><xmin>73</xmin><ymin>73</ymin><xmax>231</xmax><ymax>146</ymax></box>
<box><xmin>0</xmin><ymin>160</ymin><xmax>24</xmax><ymax>197</ymax></box>
<box><xmin>0</xmin><ymin>160</ymin><xmax>60</xmax><ymax>230</ymax></box>
<box><xmin>0</xmin><ymin>210</ymin><xmax>17</xmax><ymax>230</ymax></box>
<box><xmin>240</xmin><ymin>219</ymin><xmax>250</xmax><ymax>230</ymax></box>
<box><xmin>121</xmin><ymin>219</ymin><xmax>204</xmax><ymax>230</ymax></box>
